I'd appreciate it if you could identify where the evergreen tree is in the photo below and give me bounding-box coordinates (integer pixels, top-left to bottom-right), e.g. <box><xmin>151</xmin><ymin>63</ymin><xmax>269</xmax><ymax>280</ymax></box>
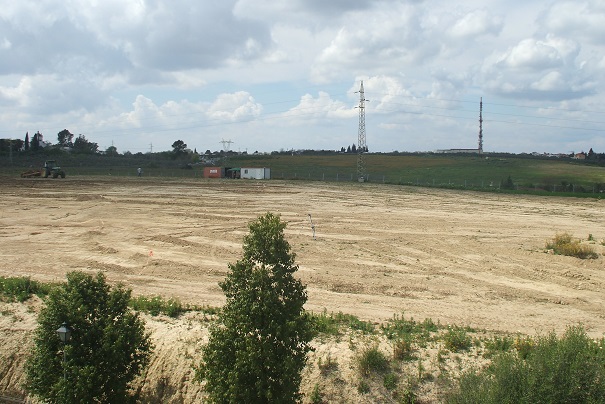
<box><xmin>25</xmin><ymin>271</ymin><xmax>152</xmax><ymax>403</ymax></box>
<box><xmin>196</xmin><ymin>213</ymin><xmax>314</xmax><ymax>403</ymax></box>
<box><xmin>30</xmin><ymin>131</ymin><xmax>42</xmax><ymax>151</ymax></box>
<box><xmin>24</xmin><ymin>132</ymin><xmax>29</xmax><ymax>151</ymax></box>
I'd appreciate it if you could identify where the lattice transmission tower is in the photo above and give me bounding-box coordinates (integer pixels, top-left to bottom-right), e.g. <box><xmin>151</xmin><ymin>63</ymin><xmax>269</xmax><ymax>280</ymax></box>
<box><xmin>220</xmin><ymin>139</ymin><xmax>233</xmax><ymax>152</ymax></box>
<box><xmin>356</xmin><ymin>81</ymin><xmax>368</xmax><ymax>182</ymax></box>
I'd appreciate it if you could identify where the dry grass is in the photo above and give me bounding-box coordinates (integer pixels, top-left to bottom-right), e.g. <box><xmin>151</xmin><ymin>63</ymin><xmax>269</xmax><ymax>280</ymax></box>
<box><xmin>546</xmin><ymin>233</ymin><xmax>599</xmax><ymax>259</ymax></box>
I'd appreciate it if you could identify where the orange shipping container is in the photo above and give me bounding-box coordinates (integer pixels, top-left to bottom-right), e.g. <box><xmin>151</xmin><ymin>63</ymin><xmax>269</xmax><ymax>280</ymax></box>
<box><xmin>203</xmin><ymin>167</ymin><xmax>224</xmax><ymax>178</ymax></box>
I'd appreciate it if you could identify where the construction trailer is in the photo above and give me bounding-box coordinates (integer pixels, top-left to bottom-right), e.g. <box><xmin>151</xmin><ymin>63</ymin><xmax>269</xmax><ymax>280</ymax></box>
<box><xmin>240</xmin><ymin>167</ymin><xmax>271</xmax><ymax>180</ymax></box>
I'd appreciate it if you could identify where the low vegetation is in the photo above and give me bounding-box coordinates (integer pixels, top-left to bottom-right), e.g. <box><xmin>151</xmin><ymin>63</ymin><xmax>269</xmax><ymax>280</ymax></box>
<box><xmin>0</xmin><ymin>276</ymin><xmax>56</xmax><ymax>302</ymax></box>
<box><xmin>546</xmin><ymin>233</ymin><xmax>599</xmax><ymax>259</ymax></box>
<box><xmin>4</xmin><ymin>275</ymin><xmax>605</xmax><ymax>402</ymax></box>
<box><xmin>447</xmin><ymin>325</ymin><xmax>605</xmax><ymax>403</ymax></box>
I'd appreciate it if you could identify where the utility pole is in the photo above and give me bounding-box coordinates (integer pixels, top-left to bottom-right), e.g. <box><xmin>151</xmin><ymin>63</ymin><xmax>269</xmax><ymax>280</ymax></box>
<box><xmin>478</xmin><ymin>97</ymin><xmax>483</xmax><ymax>154</ymax></box>
<box><xmin>356</xmin><ymin>81</ymin><xmax>368</xmax><ymax>182</ymax></box>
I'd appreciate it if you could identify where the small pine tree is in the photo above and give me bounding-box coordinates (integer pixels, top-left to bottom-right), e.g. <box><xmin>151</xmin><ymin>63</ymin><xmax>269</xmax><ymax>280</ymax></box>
<box><xmin>196</xmin><ymin>213</ymin><xmax>314</xmax><ymax>403</ymax></box>
<box><xmin>25</xmin><ymin>271</ymin><xmax>152</xmax><ymax>403</ymax></box>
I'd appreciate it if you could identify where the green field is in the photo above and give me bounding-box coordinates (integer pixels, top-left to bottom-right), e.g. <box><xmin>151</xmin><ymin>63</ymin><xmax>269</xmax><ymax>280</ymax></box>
<box><xmin>227</xmin><ymin>154</ymin><xmax>605</xmax><ymax>193</ymax></box>
<box><xmin>5</xmin><ymin>152</ymin><xmax>605</xmax><ymax>196</ymax></box>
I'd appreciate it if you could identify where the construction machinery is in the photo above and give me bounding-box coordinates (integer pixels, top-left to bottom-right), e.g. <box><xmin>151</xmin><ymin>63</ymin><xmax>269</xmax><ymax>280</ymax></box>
<box><xmin>21</xmin><ymin>160</ymin><xmax>66</xmax><ymax>178</ymax></box>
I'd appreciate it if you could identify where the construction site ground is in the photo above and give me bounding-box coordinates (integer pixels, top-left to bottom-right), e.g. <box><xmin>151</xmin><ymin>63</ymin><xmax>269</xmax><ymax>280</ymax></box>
<box><xmin>1</xmin><ymin>176</ymin><xmax>604</xmax><ymax>402</ymax></box>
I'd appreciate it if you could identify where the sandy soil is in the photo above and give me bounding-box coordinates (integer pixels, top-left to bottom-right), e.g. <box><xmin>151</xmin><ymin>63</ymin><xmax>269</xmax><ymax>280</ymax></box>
<box><xmin>1</xmin><ymin>176</ymin><xmax>604</xmax><ymax>402</ymax></box>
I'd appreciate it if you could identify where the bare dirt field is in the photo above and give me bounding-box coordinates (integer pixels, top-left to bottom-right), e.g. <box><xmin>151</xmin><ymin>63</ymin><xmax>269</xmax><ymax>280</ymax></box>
<box><xmin>1</xmin><ymin>176</ymin><xmax>604</xmax><ymax>402</ymax></box>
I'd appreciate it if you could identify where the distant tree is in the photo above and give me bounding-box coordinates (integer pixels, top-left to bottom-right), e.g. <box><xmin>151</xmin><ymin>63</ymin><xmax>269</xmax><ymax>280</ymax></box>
<box><xmin>205</xmin><ymin>149</ymin><xmax>212</xmax><ymax>155</ymax></box>
<box><xmin>105</xmin><ymin>145</ymin><xmax>119</xmax><ymax>156</ymax></box>
<box><xmin>172</xmin><ymin>140</ymin><xmax>187</xmax><ymax>157</ymax></box>
<box><xmin>12</xmin><ymin>138</ymin><xmax>24</xmax><ymax>152</ymax></box>
<box><xmin>30</xmin><ymin>131</ymin><xmax>42</xmax><ymax>151</ymax></box>
<box><xmin>25</xmin><ymin>271</ymin><xmax>152</xmax><ymax>403</ymax></box>
<box><xmin>73</xmin><ymin>134</ymin><xmax>99</xmax><ymax>154</ymax></box>
<box><xmin>502</xmin><ymin>175</ymin><xmax>515</xmax><ymax>190</ymax></box>
<box><xmin>57</xmin><ymin>129</ymin><xmax>74</xmax><ymax>148</ymax></box>
<box><xmin>351</xmin><ymin>144</ymin><xmax>357</xmax><ymax>153</ymax></box>
<box><xmin>346</xmin><ymin>145</ymin><xmax>351</xmax><ymax>153</ymax></box>
<box><xmin>24</xmin><ymin>132</ymin><xmax>29</xmax><ymax>151</ymax></box>
<box><xmin>587</xmin><ymin>148</ymin><xmax>597</xmax><ymax>161</ymax></box>
<box><xmin>196</xmin><ymin>213</ymin><xmax>314</xmax><ymax>403</ymax></box>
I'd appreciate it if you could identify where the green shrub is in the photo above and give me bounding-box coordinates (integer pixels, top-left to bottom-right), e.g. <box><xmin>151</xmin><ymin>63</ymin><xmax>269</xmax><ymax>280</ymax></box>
<box><xmin>129</xmin><ymin>295</ymin><xmax>185</xmax><ymax>317</ymax></box>
<box><xmin>310</xmin><ymin>383</ymin><xmax>323</xmax><ymax>404</ymax></box>
<box><xmin>383</xmin><ymin>372</ymin><xmax>399</xmax><ymax>391</ymax></box>
<box><xmin>381</xmin><ymin>313</ymin><xmax>438</xmax><ymax>341</ymax></box>
<box><xmin>0</xmin><ymin>276</ymin><xmax>54</xmax><ymax>302</ymax></box>
<box><xmin>546</xmin><ymin>233</ymin><xmax>598</xmax><ymax>259</ymax></box>
<box><xmin>393</xmin><ymin>336</ymin><xmax>415</xmax><ymax>361</ymax></box>
<box><xmin>311</xmin><ymin>310</ymin><xmax>375</xmax><ymax>336</ymax></box>
<box><xmin>448</xmin><ymin>325</ymin><xmax>605</xmax><ymax>403</ymax></box>
<box><xmin>357</xmin><ymin>346</ymin><xmax>390</xmax><ymax>375</ymax></box>
<box><xmin>483</xmin><ymin>335</ymin><xmax>514</xmax><ymax>358</ymax></box>
<box><xmin>358</xmin><ymin>380</ymin><xmax>370</xmax><ymax>394</ymax></box>
<box><xmin>513</xmin><ymin>336</ymin><xmax>534</xmax><ymax>359</ymax></box>
<box><xmin>443</xmin><ymin>326</ymin><xmax>471</xmax><ymax>352</ymax></box>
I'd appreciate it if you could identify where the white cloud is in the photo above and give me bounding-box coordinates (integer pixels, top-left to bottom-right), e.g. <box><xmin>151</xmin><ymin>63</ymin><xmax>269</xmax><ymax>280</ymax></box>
<box><xmin>448</xmin><ymin>9</ymin><xmax>503</xmax><ymax>38</ymax></box>
<box><xmin>207</xmin><ymin>92</ymin><xmax>263</xmax><ymax>121</ymax></box>
<box><xmin>0</xmin><ymin>0</ymin><xmax>604</xmax><ymax>154</ymax></box>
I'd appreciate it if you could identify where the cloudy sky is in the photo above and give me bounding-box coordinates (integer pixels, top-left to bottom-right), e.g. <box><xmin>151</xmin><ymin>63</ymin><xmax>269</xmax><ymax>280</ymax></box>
<box><xmin>1</xmin><ymin>0</ymin><xmax>604</xmax><ymax>154</ymax></box>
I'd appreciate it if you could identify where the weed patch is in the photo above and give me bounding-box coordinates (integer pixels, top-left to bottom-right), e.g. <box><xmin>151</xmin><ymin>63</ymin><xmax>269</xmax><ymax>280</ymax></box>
<box><xmin>546</xmin><ymin>233</ymin><xmax>598</xmax><ymax>259</ymax></box>
<box><xmin>443</xmin><ymin>326</ymin><xmax>472</xmax><ymax>352</ymax></box>
<box><xmin>357</xmin><ymin>345</ymin><xmax>390</xmax><ymax>376</ymax></box>
<box><xmin>0</xmin><ymin>276</ymin><xmax>55</xmax><ymax>302</ymax></box>
<box><xmin>311</xmin><ymin>310</ymin><xmax>375</xmax><ymax>336</ymax></box>
<box><xmin>129</xmin><ymin>295</ymin><xmax>186</xmax><ymax>317</ymax></box>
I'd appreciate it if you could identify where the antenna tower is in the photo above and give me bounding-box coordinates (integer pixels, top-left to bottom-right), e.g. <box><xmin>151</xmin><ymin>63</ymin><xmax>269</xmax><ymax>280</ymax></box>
<box><xmin>478</xmin><ymin>97</ymin><xmax>483</xmax><ymax>154</ymax></box>
<box><xmin>356</xmin><ymin>81</ymin><xmax>368</xmax><ymax>182</ymax></box>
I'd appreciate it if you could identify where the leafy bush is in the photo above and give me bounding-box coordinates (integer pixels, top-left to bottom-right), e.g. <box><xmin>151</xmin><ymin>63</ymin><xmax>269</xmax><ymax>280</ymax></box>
<box><xmin>443</xmin><ymin>326</ymin><xmax>472</xmax><ymax>352</ymax></box>
<box><xmin>483</xmin><ymin>335</ymin><xmax>514</xmax><ymax>358</ymax></box>
<box><xmin>546</xmin><ymin>233</ymin><xmax>598</xmax><ymax>259</ymax></box>
<box><xmin>311</xmin><ymin>310</ymin><xmax>375</xmax><ymax>336</ymax></box>
<box><xmin>513</xmin><ymin>336</ymin><xmax>534</xmax><ymax>359</ymax></box>
<box><xmin>25</xmin><ymin>271</ymin><xmax>152</xmax><ymax>403</ymax></box>
<box><xmin>0</xmin><ymin>276</ymin><xmax>54</xmax><ymax>302</ymax></box>
<box><xmin>381</xmin><ymin>313</ymin><xmax>438</xmax><ymax>341</ymax></box>
<box><xmin>447</xmin><ymin>325</ymin><xmax>605</xmax><ymax>403</ymax></box>
<box><xmin>393</xmin><ymin>336</ymin><xmax>415</xmax><ymax>361</ymax></box>
<box><xmin>129</xmin><ymin>295</ymin><xmax>185</xmax><ymax>317</ymax></box>
<box><xmin>357</xmin><ymin>346</ymin><xmax>390</xmax><ymax>375</ymax></box>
